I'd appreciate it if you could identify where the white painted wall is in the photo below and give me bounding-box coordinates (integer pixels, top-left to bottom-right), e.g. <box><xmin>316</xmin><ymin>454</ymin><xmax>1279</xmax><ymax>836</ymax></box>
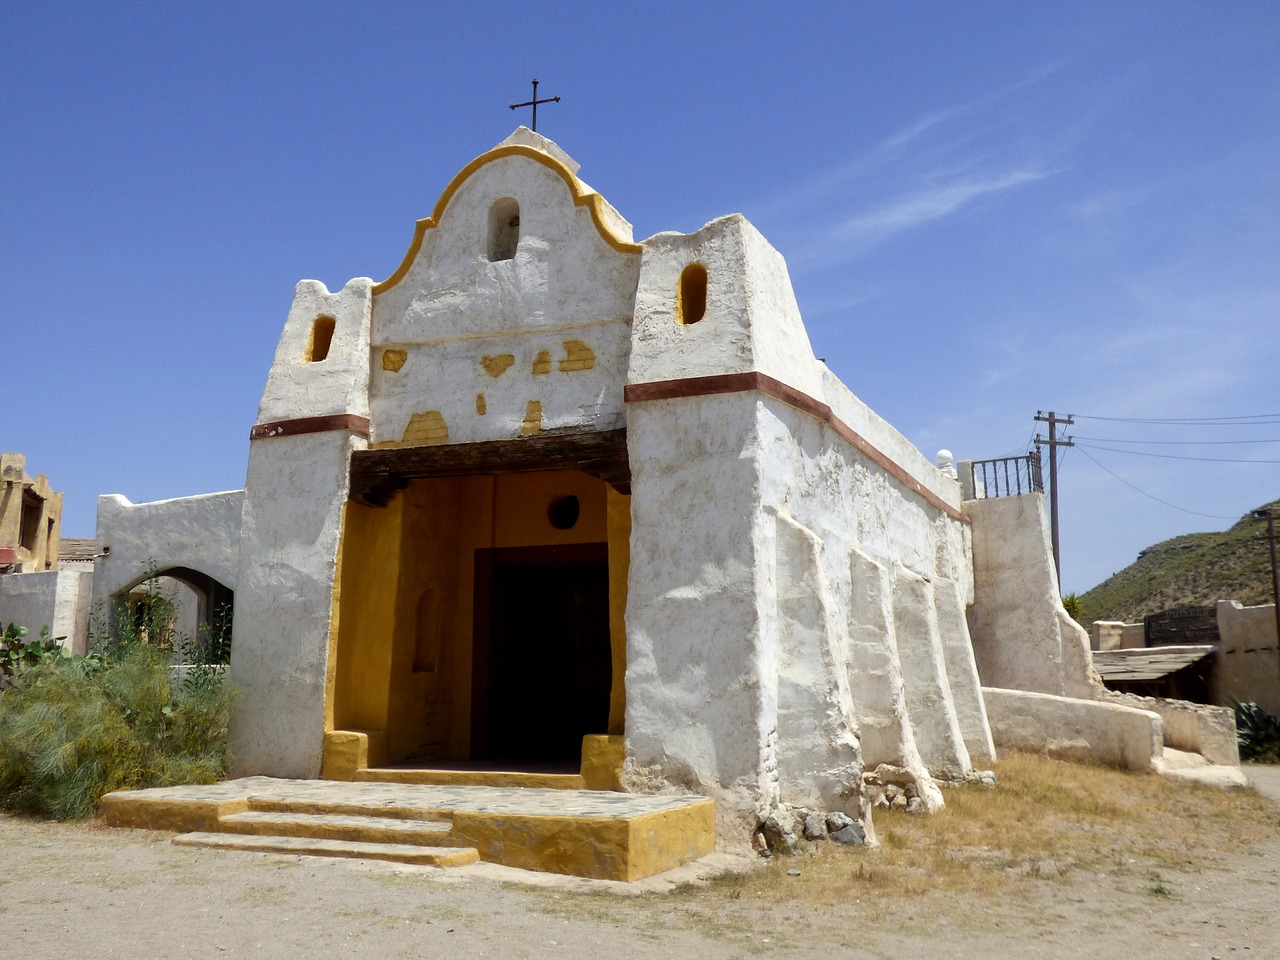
<box><xmin>966</xmin><ymin>493</ymin><xmax>1100</xmax><ymax>699</ymax></box>
<box><xmin>0</xmin><ymin>568</ymin><xmax>92</xmax><ymax>653</ymax></box>
<box><xmin>231</xmin><ymin>274</ymin><xmax>374</xmax><ymax>778</ymax></box>
<box><xmin>983</xmin><ymin>686</ymin><xmax>1162</xmax><ymax>772</ymax></box>
<box><xmin>369</xmin><ymin>138</ymin><xmax>640</xmax><ymax>448</ymax></box>
<box><xmin>624</xmin><ymin>207</ymin><xmax>991</xmax><ymax>829</ymax></box>
<box><xmin>93</xmin><ymin>491</ymin><xmax>244</xmax><ymax>614</ymax></box>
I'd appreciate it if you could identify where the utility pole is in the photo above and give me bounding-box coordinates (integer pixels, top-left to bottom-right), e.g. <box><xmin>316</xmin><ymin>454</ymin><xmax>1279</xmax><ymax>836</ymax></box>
<box><xmin>1252</xmin><ymin>507</ymin><xmax>1280</xmax><ymax>683</ymax></box>
<box><xmin>1034</xmin><ymin>411</ymin><xmax>1075</xmax><ymax>592</ymax></box>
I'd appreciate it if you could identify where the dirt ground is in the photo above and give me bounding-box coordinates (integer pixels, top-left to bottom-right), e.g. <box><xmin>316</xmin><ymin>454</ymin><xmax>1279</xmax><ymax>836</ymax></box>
<box><xmin>3</xmin><ymin>767</ymin><xmax>1280</xmax><ymax>960</ymax></box>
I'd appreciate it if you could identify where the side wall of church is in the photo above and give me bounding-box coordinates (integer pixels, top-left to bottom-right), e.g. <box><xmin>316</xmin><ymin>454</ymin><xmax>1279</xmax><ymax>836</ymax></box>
<box><xmin>623</xmin><ymin>212</ymin><xmax>992</xmax><ymax>834</ymax></box>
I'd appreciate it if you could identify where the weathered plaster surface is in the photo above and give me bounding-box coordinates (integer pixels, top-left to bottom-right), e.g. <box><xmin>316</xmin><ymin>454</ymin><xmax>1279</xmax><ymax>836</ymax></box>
<box><xmin>256</xmin><ymin>279</ymin><xmax>373</xmax><ymax>425</ymax></box>
<box><xmin>93</xmin><ymin>491</ymin><xmax>244</xmax><ymax>612</ymax></box>
<box><xmin>1102</xmin><ymin>690</ymin><xmax>1239</xmax><ymax>766</ymax></box>
<box><xmin>369</xmin><ymin>141</ymin><xmax>640</xmax><ymax>448</ymax></box>
<box><xmin>0</xmin><ymin>568</ymin><xmax>92</xmax><ymax>652</ymax></box>
<box><xmin>966</xmin><ymin>493</ymin><xmax>1101</xmax><ymax>699</ymax></box>
<box><xmin>230</xmin><ymin>433</ymin><xmax>363</xmax><ymax>778</ymax></box>
<box><xmin>1215</xmin><ymin>600</ymin><xmax>1280</xmax><ymax>716</ymax></box>
<box><xmin>983</xmin><ymin>686</ymin><xmax>1162</xmax><ymax>772</ymax></box>
<box><xmin>624</xmin><ymin>209</ymin><xmax>987</xmax><ymax>830</ymax></box>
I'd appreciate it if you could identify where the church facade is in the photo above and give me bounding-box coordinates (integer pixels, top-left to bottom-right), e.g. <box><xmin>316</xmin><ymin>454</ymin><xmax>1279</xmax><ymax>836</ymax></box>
<box><xmin>223</xmin><ymin>128</ymin><xmax>997</xmax><ymax>838</ymax></box>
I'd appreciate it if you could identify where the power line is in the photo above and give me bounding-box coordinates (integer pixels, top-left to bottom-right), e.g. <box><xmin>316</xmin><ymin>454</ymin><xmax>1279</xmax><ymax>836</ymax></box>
<box><xmin>1073</xmin><ymin>446</ymin><xmax>1241</xmax><ymax>521</ymax></box>
<box><xmin>1074</xmin><ymin>442</ymin><xmax>1280</xmax><ymax>464</ymax></box>
<box><xmin>1073</xmin><ymin>435</ymin><xmax>1280</xmax><ymax>446</ymax></box>
<box><xmin>1075</xmin><ymin>413</ymin><xmax>1280</xmax><ymax>426</ymax></box>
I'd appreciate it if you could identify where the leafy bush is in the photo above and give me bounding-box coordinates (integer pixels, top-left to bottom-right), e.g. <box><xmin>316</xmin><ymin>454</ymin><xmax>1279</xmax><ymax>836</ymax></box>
<box><xmin>1234</xmin><ymin>701</ymin><xmax>1280</xmax><ymax>764</ymax></box>
<box><xmin>0</xmin><ymin>575</ymin><xmax>236</xmax><ymax>820</ymax></box>
<box><xmin>1</xmin><ymin>622</ymin><xmax>67</xmax><ymax>686</ymax></box>
<box><xmin>0</xmin><ymin>646</ymin><xmax>234</xmax><ymax>819</ymax></box>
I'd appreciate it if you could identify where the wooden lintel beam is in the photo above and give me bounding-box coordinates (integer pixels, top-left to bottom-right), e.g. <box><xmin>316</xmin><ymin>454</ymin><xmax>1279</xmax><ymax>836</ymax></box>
<box><xmin>349</xmin><ymin>428</ymin><xmax>630</xmax><ymax>506</ymax></box>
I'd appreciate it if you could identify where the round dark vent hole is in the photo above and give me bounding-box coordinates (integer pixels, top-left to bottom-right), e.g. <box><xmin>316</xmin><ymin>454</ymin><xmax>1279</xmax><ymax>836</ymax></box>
<box><xmin>548</xmin><ymin>495</ymin><xmax>580</xmax><ymax>530</ymax></box>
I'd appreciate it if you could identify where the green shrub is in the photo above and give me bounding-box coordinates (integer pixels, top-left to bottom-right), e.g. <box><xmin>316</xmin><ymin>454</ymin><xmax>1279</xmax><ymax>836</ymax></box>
<box><xmin>1234</xmin><ymin>701</ymin><xmax>1280</xmax><ymax>764</ymax></box>
<box><xmin>0</xmin><ymin>645</ymin><xmax>234</xmax><ymax>820</ymax></box>
<box><xmin>1</xmin><ymin>622</ymin><xmax>67</xmax><ymax>685</ymax></box>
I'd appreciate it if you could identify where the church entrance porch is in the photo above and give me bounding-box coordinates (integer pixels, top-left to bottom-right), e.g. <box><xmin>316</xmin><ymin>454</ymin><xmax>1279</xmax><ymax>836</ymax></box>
<box><xmin>323</xmin><ymin>453</ymin><xmax>629</xmax><ymax>791</ymax></box>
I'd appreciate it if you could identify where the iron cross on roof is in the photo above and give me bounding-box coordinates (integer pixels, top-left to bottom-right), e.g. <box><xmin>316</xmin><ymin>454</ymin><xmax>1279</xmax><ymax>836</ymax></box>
<box><xmin>509</xmin><ymin>78</ymin><xmax>560</xmax><ymax>133</ymax></box>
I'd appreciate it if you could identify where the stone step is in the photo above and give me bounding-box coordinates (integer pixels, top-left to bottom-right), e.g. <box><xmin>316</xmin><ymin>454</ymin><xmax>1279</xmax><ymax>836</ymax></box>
<box><xmin>355</xmin><ymin>767</ymin><xmax>586</xmax><ymax>790</ymax></box>
<box><xmin>219</xmin><ymin>810</ymin><xmax>464</xmax><ymax>846</ymax></box>
<box><xmin>102</xmin><ymin>777</ymin><xmax>718</xmax><ymax>880</ymax></box>
<box><xmin>173</xmin><ymin>832</ymin><xmax>481</xmax><ymax>867</ymax></box>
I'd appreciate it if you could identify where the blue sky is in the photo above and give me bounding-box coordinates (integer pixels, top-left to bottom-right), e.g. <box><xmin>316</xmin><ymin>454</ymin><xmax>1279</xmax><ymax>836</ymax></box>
<box><xmin>2</xmin><ymin>2</ymin><xmax>1277</xmax><ymax>594</ymax></box>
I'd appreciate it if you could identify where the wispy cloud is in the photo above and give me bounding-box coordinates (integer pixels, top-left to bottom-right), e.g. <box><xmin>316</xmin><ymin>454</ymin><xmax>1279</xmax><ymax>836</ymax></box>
<box><xmin>831</xmin><ymin>169</ymin><xmax>1054</xmax><ymax>250</ymax></box>
<box><xmin>752</xmin><ymin>62</ymin><xmax>1075</xmax><ymax>273</ymax></box>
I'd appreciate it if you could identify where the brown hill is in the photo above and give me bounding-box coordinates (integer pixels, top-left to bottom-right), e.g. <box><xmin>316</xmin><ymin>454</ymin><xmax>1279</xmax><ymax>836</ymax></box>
<box><xmin>1077</xmin><ymin>499</ymin><xmax>1280</xmax><ymax>624</ymax></box>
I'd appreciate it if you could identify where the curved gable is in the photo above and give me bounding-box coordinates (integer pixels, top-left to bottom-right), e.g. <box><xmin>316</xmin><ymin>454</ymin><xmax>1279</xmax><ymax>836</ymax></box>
<box><xmin>367</xmin><ymin>142</ymin><xmax>643</xmax><ymax>449</ymax></box>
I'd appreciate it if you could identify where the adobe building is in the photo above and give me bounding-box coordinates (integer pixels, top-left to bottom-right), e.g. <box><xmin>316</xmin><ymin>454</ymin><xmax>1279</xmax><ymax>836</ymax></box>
<box><xmin>0</xmin><ymin>455</ymin><xmax>94</xmax><ymax>654</ymax></box>
<box><xmin>222</xmin><ymin>127</ymin><xmax>996</xmax><ymax>837</ymax></box>
<box><xmin>94</xmin><ymin>130</ymin><xmax>1242</xmax><ymax>876</ymax></box>
<box><xmin>0</xmin><ymin>453</ymin><xmax>61</xmax><ymax>574</ymax></box>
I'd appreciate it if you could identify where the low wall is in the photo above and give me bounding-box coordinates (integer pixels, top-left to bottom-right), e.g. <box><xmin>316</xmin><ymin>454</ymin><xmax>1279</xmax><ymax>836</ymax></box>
<box><xmin>982</xmin><ymin>687</ymin><xmax>1162</xmax><ymax>772</ymax></box>
<box><xmin>1215</xmin><ymin>600</ymin><xmax>1279</xmax><ymax>716</ymax></box>
<box><xmin>0</xmin><ymin>568</ymin><xmax>94</xmax><ymax>653</ymax></box>
<box><xmin>1101</xmin><ymin>690</ymin><xmax>1238</xmax><ymax>766</ymax></box>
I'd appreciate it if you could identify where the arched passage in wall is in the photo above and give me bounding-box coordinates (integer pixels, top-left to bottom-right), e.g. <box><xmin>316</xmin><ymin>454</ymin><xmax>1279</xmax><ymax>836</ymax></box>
<box><xmin>111</xmin><ymin>566</ymin><xmax>234</xmax><ymax>663</ymax></box>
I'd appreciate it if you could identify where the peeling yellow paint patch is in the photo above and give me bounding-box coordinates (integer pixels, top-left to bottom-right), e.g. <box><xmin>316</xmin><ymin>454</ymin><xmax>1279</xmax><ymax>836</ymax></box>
<box><xmin>520</xmin><ymin>400</ymin><xmax>543</xmax><ymax>437</ymax></box>
<box><xmin>558</xmin><ymin>339</ymin><xmax>596</xmax><ymax>372</ymax></box>
<box><xmin>481</xmin><ymin>354</ymin><xmax>515</xmax><ymax>378</ymax></box>
<box><xmin>402</xmin><ymin>411</ymin><xmax>450</xmax><ymax>446</ymax></box>
<box><xmin>475</xmin><ymin>393</ymin><xmax>487</xmax><ymax>415</ymax></box>
<box><xmin>531</xmin><ymin>349</ymin><xmax>552</xmax><ymax>375</ymax></box>
<box><xmin>381</xmin><ymin>349</ymin><xmax>407</xmax><ymax>372</ymax></box>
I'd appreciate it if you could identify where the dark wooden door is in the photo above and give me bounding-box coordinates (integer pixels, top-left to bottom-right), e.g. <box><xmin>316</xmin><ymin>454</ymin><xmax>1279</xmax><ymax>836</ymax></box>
<box><xmin>471</xmin><ymin>544</ymin><xmax>611</xmax><ymax>764</ymax></box>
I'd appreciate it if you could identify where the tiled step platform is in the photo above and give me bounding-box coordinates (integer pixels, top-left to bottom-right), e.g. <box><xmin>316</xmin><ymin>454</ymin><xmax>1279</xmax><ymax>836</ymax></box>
<box><xmin>99</xmin><ymin>776</ymin><xmax>715</xmax><ymax>881</ymax></box>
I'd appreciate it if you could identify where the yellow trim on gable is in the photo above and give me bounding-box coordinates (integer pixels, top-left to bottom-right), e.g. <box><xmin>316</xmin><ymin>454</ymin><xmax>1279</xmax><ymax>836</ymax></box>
<box><xmin>372</xmin><ymin>145</ymin><xmax>642</xmax><ymax>295</ymax></box>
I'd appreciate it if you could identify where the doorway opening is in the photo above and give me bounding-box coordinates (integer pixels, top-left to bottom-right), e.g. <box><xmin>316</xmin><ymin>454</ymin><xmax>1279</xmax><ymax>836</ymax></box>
<box><xmin>471</xmin><ymin>544</ymin><xmax>611</xmax><ymax>766</ymax></box>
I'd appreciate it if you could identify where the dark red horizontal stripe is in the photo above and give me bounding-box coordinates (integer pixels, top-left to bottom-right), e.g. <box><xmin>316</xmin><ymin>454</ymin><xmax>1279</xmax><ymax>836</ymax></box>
<box><xmin>250</xmin><ymin>414</ymin><xmax>371</xmax><ymax>441</ymax></box>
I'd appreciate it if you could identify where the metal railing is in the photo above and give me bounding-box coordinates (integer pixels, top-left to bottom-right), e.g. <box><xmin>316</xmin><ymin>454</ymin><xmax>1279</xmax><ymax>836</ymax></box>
<box><xmin>961</xmin><ymin>451</ymin><xmax>1043</xmax><ymax>500</ymax></box>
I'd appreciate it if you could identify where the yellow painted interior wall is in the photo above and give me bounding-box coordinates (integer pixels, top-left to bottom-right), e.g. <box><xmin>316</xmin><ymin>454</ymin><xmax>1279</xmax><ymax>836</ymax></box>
<box><xmin>330</xmin><ymin>497</ymin><xmax>405</xmax><ymax>733</ymax></box>
<box><xmin>328</xmin><ymin>469</ymin><xmax>631</xmax><ymax>766</ymax></box>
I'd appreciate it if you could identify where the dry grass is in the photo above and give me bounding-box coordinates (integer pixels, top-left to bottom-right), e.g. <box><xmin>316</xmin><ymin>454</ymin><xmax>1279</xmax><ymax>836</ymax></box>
<box><xmin>694</xmin><ymin>751</ymin><xmax>1279</xmax><ymax>909</ymax></box>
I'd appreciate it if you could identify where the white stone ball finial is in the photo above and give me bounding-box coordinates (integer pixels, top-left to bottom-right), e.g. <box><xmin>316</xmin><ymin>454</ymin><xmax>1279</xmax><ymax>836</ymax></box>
<box><xmin>935</xmin><ymin>449</ymin><xmax>958</xmax><ymax>479</ymax></box>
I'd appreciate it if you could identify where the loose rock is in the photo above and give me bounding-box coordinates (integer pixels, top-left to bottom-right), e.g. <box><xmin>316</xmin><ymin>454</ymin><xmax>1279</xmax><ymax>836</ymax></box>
<box><xmin>761</xmin><ymin>813</ymin><xmax>799</xmax><ymax>856</ymax></box>
<box><xmin>830</xmin><ymin>821</ymin><xmax>867</xmax><ymax>846</ymax></box>
<box><xmin>802</xmin><ymin>812</ymin><xmax>828</xmax><ymax>841</ymax></box>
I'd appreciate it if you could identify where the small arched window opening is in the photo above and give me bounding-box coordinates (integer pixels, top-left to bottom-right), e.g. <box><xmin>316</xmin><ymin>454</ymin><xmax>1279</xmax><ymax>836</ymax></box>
<box><xmin>487</xmin><ymin>197</ymin><xmax>521</xmax><ymax>262</ymax></box>
<box><xmin>305</xmin><ymin>315</ymin><xmax>336</xmax><ymax>362</ymax></box>
<box><xmin>676</xmin><ymin>263</ymin><xmax>708</xmax><ymax>325</ymax></box>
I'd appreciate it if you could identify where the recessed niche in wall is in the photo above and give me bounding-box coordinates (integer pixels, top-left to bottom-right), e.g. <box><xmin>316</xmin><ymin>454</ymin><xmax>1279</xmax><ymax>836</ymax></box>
<box><xmin>676</xmin><ymin>262</ymin><xmax>708</xmax><ymax>325</ymax></box>
<box><xmin>488</xmin><ymin>197</ymin><xmax>521</xmax><ymax>261</ymax></box>
<box><xmin>304</xmin><ymin>315</ymin><xmax>336</xmax><ymax>362</ymax></box>
<box><xmin>548</xmin><ymin>495</ymin><xmax>580</xmax><ymax>530</ymax></box>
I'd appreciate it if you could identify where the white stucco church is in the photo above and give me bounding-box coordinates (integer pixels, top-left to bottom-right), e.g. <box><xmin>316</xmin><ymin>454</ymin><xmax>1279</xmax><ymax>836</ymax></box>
<box><xmin>85</xmin><ymin>128</ymin><xmax>1241</xmax><ymax>865</ymax></box>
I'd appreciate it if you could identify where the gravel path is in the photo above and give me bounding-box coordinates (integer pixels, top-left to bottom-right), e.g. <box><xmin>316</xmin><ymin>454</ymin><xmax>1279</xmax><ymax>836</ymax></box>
<box><xmin>2</xmin><ymin>769</ymin><xmax>1278</xmax><ymax>960</ymax></box>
